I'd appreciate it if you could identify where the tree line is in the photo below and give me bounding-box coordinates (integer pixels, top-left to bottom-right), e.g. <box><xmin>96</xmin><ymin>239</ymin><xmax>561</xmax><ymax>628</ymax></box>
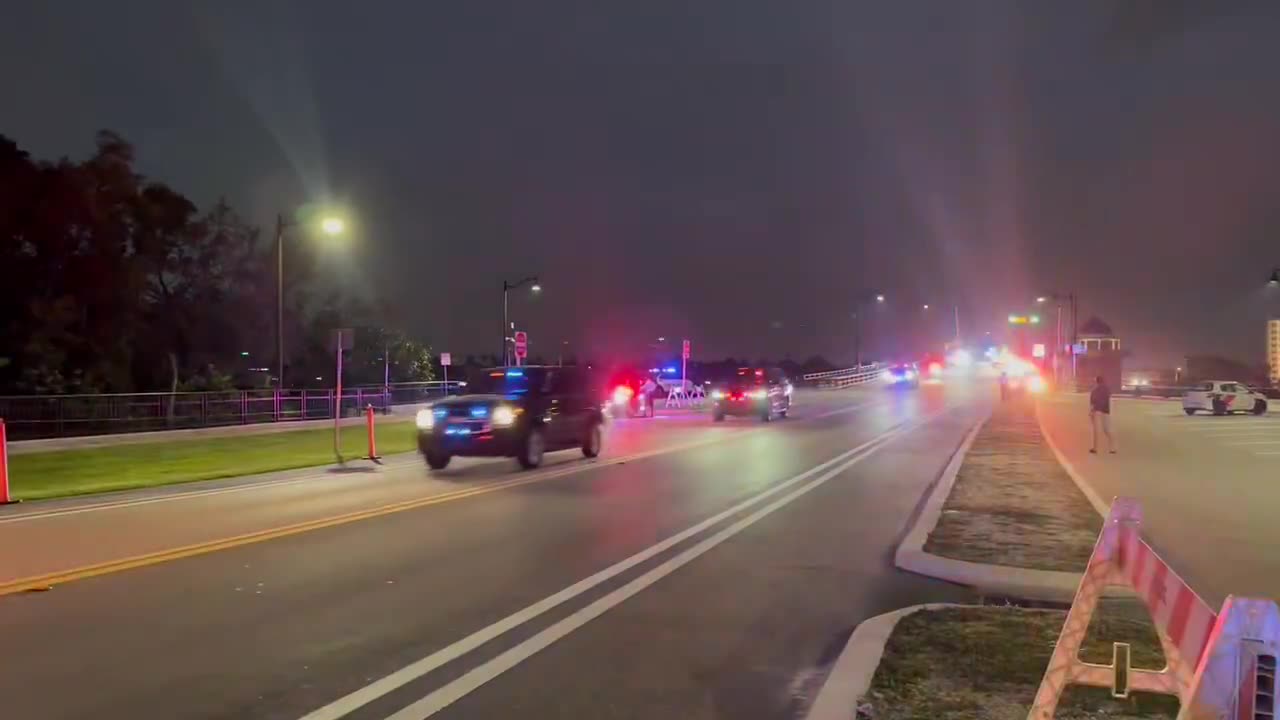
<box><xmin>0</xmin><ymin>131</ymin><xmax>431</xmax><ymax>395</ymax></box>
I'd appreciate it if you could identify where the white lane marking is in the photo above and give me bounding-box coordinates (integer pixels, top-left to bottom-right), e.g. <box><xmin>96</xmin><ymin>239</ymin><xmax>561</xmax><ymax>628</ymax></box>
<box><xmin>296</xmin><ymin>417</ymin><xmax>916</xmax><ymax>720</ymax></box>
<box><xmin>1255</xmin><ymin>451</ymin><xmax>1280</xmax><ymax>455</ymax></box>
<box><xmin>382</xmin><ymin>418</ymin><xmax>926</xmax><ymax>720</ymax></box>
<box><xmin>1225</xmin><ymin>440</ymin><xmax>1280</xmax><ymax>446</ymax></box>
<box><xmin>1</xmin><ymin>398</ymin><xmax>883</xmax><ymax>525</ymax></box>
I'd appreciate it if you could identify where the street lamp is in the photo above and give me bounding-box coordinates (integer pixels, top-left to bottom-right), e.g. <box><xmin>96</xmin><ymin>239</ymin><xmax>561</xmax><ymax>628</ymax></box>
<box><xmin>502</xmin><ymin>276</ymin><xmax>540</xmax><ymax>365</ymax></box>
<box><xmin>275</xmin><ymin>211</ymin><xmax>347</xmax><ymax>389</ymax></box>
<box><xmin>852</xmin><ymin>291</ymin><xmax>885</xmax><ymax>367</ymax></box>
<box><xmin>1035</xmin><ymin>291</ymin><xmax>1079</xmax><ymax>383</ymax></box>
<box><xmin>922</xmin><ymin>304</ymin><xmax>930</xmax><ymax>310</ymax></box>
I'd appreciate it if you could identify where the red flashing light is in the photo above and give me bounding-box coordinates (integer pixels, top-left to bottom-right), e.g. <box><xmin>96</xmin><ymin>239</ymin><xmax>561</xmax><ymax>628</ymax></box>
<box><xmin>755</xmin><ymin>369</ymin><xmax>764</xmax><ymax>377</ymax></box>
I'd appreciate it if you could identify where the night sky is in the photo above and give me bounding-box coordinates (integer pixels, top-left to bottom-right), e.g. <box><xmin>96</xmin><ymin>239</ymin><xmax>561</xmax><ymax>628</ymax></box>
<box><xmin>4</xmin><ymin>1</ymin><xmax>1279</xmax><ymax>367</ymax></box>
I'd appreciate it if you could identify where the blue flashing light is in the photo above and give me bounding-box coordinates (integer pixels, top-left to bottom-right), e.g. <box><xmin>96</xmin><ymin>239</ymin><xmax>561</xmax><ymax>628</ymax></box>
<box><xmin>663</xmin><ymin>366</ymin><xmax>677</xmax><ymax>374</ymax></box>
<box><xmin>505</xmin><ymin>369</ymin><xmax>524</xmax><ymax>378</ymax></box>
<box><xmin>433</xmin><ymin>408</ymin><xmax>448</xmax><ymax>418</ymax></box>
<box><xmin>469</xmin><ymin>406</ymin><xmax>489</xmax><ymax>418</ymax></box>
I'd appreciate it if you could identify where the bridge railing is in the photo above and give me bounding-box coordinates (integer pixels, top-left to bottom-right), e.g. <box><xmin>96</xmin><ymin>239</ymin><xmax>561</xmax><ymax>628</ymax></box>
<box><xmin>802</xmin><ymin>363</ymin><xmax>884</xmax><ymax>389</ymax></box>
<box><xmin>0</xmin><ymin>381</ymin><xmax>463</xmax><ymax>440</ymax></box>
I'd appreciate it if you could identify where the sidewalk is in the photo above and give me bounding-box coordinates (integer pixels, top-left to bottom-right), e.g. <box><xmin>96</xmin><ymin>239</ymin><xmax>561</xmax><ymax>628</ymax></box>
<box><xmin>1037</xmin><ymin>393</ymin><xmax>1280</xmax><ymax>606</ymax></box>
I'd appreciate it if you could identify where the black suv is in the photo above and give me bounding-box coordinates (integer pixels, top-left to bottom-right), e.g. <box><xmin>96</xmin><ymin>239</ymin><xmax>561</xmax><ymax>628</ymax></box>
<box><xmin>415</xmin><ymin>366</ymin><xmax>605</xmax><ymax>471</ymax></box>
<box><xmin>710</xmin><ymin>367</ymin><xmax>793</xmax><ymax>422</ymax></box>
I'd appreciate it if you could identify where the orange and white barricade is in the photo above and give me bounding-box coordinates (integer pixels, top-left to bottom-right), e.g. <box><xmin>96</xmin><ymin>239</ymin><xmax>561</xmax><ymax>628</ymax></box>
<box><xmin>1029</xmin><ymin>497</ymin><xmax>1280</xmax><ymax>719</ymax></box>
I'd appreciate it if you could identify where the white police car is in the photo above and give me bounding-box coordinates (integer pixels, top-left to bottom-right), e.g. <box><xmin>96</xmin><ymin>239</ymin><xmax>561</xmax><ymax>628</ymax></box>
<box><xmin>1181</xmin><ymin>380</ymin><xmax>1268</xmax><ymax>416</ymax></box>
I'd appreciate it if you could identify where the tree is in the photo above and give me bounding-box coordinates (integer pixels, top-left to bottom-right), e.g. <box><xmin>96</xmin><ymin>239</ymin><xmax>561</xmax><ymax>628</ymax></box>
<box><xmin>344</xmin><ymin>327</ymin><xmax>434</xmax><ymax>386</ymax></box>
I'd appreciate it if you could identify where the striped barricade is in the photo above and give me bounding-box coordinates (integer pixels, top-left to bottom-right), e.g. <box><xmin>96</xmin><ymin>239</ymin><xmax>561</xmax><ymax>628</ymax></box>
<box><xmin>1029</xmin><ymin>497</ymin><xmax>1280</xmax><ymax>719</ymax></box>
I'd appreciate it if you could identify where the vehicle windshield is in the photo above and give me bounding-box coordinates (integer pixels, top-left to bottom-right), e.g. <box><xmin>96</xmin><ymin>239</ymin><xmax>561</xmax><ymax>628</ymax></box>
<box><xmin>466</xmin><ymin>367</ymin><xmax>546</xmax><ymax>395</ymax></box>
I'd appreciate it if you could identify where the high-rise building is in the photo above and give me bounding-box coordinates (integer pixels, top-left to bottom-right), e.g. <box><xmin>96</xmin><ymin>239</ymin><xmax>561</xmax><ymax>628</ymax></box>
<box><xmin>1269</xmin><ymin>319</ymin><xmax>1280</xmax><ymax>385</ymax></box>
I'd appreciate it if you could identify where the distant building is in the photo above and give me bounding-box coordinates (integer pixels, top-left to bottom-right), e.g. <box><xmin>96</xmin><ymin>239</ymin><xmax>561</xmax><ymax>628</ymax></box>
<box><xmin>1268</xmin><ymin>318</ymin><xmax>1280</xmax><ymax>386</ymax></box>
<box><xmin>1184</xmin><ymin>354</ymin><xmax>1266</xmax><ymax>385</ymax></box>
<box><xmin>1075</xmin><ymin>316</ymin><xmax>1125</xmax><ymax>391</ymax></box>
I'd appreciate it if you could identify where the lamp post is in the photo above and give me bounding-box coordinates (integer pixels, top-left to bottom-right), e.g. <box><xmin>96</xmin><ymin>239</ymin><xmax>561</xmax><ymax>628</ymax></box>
<box><xmin>1037</xmin><ymin>292</ymin><xmax>1078</xmax><ymax>383</ymax></box>
<box><xmin>502</xmin><ymin>276</ymin><xmax>541</xmax><ymax>365</ymax></box>
<box><xmin>853</xmin><ymin>292</ymin><xmax>886</xmax><ymax>367</ymax></box>
<box><xmin>920</xmin><ymin>302</ymin><xmax>963</xmax><ymax>348</ymax></box>
<box><xmin>276</xmin><ymin>211</ymin><xmax>346</xmax><ymax>389</ymax></box>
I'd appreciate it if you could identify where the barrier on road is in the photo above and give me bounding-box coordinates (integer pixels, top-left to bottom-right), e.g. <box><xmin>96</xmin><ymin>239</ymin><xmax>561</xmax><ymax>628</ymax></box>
<box><xmin>663</xmin><ymin>384</ymin><xmax>706</xmax><ymax>409</ymax></box>
<box><xmin>0</xmin><ymin>418</ymin><xmax>16</xmax><ymax>505</ymax></box>
<box><xmin>1029</xmin><ymin>497</ymin><xmax>1280</xmax><ymax>719</ymax></box>
<box><xmin>363</xmin><ymin>405</ymin><xmax>382</xmax><ymax>465</ymax></box>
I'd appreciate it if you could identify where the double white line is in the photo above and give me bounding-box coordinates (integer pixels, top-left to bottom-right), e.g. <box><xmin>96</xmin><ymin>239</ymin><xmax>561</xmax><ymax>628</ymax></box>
<box><xmin>300</xmin><ymin>415</ymin><xmax>927</xmax><ymax>720</ymax></box>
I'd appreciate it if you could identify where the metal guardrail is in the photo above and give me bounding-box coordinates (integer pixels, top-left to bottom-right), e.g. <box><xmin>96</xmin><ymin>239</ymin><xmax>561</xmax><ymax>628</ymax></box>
<box><xmin>0</xmin><ymin>381</ymin><xmax>462</xmax><ymax>440</ymax></box>
<box><xmin>802</xmin><ymin>363</ymin><xmax>884</xmax><ymax>389</ymax></box>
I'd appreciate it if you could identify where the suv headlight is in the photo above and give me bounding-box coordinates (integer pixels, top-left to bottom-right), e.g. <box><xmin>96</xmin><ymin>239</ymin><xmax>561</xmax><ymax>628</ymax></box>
<box><xmin>492</xmin><ymin>405</ymin><xmax>517</xmax><ymax>427</ymax></box>
<box><xmin>416</xmin><ymin>408</ymin><xmax>435</xmax><ymax>430</ymax></box>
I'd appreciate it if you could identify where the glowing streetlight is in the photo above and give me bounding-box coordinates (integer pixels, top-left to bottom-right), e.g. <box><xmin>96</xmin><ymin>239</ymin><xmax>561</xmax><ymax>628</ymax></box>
<box><xmin>502</xmin><ymin>276</ymin><xmax>541</xmax><ymax>365</ymax></box>
<box><xmin>1036</xmin><ymin>296</ymin><xmax>1048</xmax><ymax>303</ymax></box>
<box><xmin>275</xmin><ymin>208</ymin><xmax>350</xmax><ymax>388</ymax></box>
<box><xmin>922</xmin><ymin>304</ymin><xmax>930</xmax><ymax>310</ymax></box>
<box><xmin>875</xmin><ymin>294</ymin><xmax>885</xmax><ymax>303</ymax></box>
<box><xmin>320</xmin><ymin>217</ymin><xmax>346</xmax><ymax>236</ymax></box>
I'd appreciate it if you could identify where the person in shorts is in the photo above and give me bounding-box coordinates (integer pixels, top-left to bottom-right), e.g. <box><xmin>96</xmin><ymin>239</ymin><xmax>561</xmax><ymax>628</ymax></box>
<box><xmin>1089</xmin><ymin>375</ymin><xmax>1115</xmax><ymax>454</ymax></box>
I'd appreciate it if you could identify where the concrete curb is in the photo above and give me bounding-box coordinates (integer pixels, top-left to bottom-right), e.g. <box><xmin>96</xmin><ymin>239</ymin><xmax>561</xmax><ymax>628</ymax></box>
<box><xmin>804</xmin><ymin>603</ymin><xmax>967</xmax><ymax>720</ymax></box>
<box><xmin>1035</xmin><ymin>401</ymin><xmax>1109</xmax><ymax>518</ymax></box>
<box><xmin>892</xmin><ymin>411</ymin><xmax>1088</xmax><ymax>603</ymax></box>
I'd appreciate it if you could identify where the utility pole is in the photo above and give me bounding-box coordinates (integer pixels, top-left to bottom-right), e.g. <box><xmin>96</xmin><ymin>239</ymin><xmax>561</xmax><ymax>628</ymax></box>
<box><xmin>275</xmin><ymin>214</ymin><xmax>287</xmax><ymax>389</ymax></box>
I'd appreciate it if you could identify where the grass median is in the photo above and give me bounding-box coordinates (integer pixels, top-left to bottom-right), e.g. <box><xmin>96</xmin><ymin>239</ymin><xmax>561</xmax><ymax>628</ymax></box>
<box><xmin>8</xmin><ymin>421</ymin><xmax>421</xmax><ymax>500</ymax></box>
<box><xmin>861</xmin><ymin>603</ymin><xmax>1178</xmax><ymax>719</ymax></box>
<box><xmin>923</xmin><ymin>395</ymin><xmax>1102</xmax><ymax>571</ymax></box>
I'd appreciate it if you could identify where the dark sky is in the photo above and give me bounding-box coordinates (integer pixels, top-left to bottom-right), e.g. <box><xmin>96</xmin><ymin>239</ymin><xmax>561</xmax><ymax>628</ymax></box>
<box><xmin>4</xmin><ymin>1</ymin><xmax>1279</xmax><ymax>366</ymax></box>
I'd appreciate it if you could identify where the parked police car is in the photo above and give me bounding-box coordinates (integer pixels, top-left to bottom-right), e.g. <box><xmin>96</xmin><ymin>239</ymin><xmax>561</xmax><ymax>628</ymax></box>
<box><xmin>1181</xmin><ymin>380</ymin><xmax>1268</xmax><ymax>416</ymax></box>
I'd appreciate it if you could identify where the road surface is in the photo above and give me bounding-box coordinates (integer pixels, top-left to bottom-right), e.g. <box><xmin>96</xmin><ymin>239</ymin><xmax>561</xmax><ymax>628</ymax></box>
<box><xmin>0</xmin><ymin>385</ymin><xmax>986</xmax><ymax>720</ymax></box>
<box><xmin>1038</xmin><ymin>394</ymin><xmax>1280</xmax><ymax>607</ymax></box>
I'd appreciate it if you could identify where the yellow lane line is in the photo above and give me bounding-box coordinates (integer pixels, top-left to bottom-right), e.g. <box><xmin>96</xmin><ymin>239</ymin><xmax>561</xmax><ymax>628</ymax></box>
<box><xmin>0</xmin><ymin>428</ymin><xmax>757</xmax><ymax>596</ymax></box>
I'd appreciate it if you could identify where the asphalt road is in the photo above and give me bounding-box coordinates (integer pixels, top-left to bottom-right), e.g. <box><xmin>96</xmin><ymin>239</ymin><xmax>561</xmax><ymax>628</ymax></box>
<box><xmin>0</xmin><ymin>384</ymin><xmax>985</xmax><ymax>720</ymax></box>
<box><xmin>1038</xmin><ymin>394</ymin><xmax>1280</xmax><ymax>607</ymax></box>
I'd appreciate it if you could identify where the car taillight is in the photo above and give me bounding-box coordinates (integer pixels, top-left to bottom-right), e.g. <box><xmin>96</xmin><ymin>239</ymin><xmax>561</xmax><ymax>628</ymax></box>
<box><xmin>612</xmin><ymin>386</ymin><xmax>634</xmax><ymax>404</ymax></box>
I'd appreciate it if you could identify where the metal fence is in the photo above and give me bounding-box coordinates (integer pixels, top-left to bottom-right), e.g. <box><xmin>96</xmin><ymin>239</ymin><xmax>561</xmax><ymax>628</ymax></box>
<box><xmin>801</xmin><ymin>363</ymin><xmax>884</xmax><ymax>389</ymax></box>
<box><xmin>0</xmin><ymin>381</ymin><xmax>461</xmax><ymax>440</ymax></box>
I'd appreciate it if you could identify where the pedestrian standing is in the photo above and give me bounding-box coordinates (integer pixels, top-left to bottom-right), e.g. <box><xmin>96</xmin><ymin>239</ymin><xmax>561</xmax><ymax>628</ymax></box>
<box><xmin>1089</xmin><ymin>375</ymin><xmax>1115</xmax><ymax>454</ymax></box>
<box><xmin>999</xmin><ymin>371</ymin><xmax>1009</xmax><ymax>402</ymax></box>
